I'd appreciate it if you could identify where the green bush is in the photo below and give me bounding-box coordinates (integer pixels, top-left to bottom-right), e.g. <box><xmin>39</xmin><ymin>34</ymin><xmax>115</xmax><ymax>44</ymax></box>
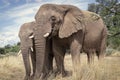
<box><xmin>0</xmin><ymin>48</ymin><xmax>5</xmax><ymax>54</ymax></box>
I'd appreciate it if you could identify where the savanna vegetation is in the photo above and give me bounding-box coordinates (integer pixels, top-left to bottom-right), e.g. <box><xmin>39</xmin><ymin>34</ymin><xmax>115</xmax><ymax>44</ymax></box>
<box><xmin>0</xmin><ymin>42</ymin><xmax>20</xmax><ymax>55</ymax></box>
<box><xmin>0</xmin><ymin>54</ymin><xmax>119</xmax><ymax>80</ymax></box>
<box><xmin>0</xmin><ymin>0</ymin><xmax>120</xmax><ymax>80</ymax></box>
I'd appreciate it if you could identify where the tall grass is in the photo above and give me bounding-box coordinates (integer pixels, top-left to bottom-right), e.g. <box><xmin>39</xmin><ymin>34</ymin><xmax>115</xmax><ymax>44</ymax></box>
<box><xmin>0</xmin><ymin>55</ymin><xmax>24</xmax><ymax>80</ymax></box>
<box><xmin>0</xmin><ymin>54</ymin><xmax>120</xmax><ymax>80</ymax></box>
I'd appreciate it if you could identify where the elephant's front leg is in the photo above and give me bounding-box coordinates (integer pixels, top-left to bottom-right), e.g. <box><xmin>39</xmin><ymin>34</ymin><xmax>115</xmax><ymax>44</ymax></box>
<box><xmin>70</xmin><ymin>39</ymin><xmax>81</xmax><ymax>80</ymax></box>
<box><xmin>53</xmin><ymin>41</ymin><xmax>67</xmax><ymax>77</ymax></box>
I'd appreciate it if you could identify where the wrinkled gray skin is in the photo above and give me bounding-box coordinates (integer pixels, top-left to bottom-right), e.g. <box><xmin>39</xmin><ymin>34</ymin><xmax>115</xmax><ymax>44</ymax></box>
<box><xmin>19</xmin><ymin>21</ymin><xmax>36</xmax><ymax>80</ymax></box>
<box><xmin>19</xmin><ymin>21</ymin><xmax>54</xmax><ymax>80</ymax></box>
<box><xmin>34</xmin><ymin>4</ymin><xmax>107</xmax><ymax>79</ymax></box>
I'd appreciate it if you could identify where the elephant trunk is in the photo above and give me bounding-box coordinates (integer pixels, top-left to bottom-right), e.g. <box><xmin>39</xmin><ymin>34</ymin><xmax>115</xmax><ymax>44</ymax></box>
<box><xmin>35</xmin><ymin>34</ymin><xmax>46</xmax><ymax>78</ymax></box>
<box><xmin>21</xmin><ymin>48</ymin><xmax>31</xmax><ymax>77</ymax></box>
<box><xmin>34</xmin><ymin>27</ymin><xmax>48</xmax><ymax>79</ymax></box>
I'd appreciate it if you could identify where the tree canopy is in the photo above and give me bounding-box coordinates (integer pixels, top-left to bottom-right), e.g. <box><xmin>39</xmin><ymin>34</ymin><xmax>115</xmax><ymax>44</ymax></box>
<box><xmin>88</xmin><ymin>0</ymin><xmax>120</xmax><ymax>49</ymax></box>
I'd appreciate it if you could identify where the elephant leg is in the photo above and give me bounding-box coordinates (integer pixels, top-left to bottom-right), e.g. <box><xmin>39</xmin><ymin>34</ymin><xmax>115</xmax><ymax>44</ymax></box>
<box><xmin>44</xmin><ymin>51</ymin><xmax>54</xmax><ymax>80</ymax></box>
<box><xmin>21</xmin><ymin>48</ymin><xmax>31</xmax><ymax>80</ymax></box>
<box><xmin>30</xmin><ymin>50</ymin><xmax>36</xmax><ymax>79</ymax></box>
<box><xmin>97</xmin><ymin>36</ymin><xmax>106</xmax><ymax>61</ymax></box>
<box><xmin>48</xmin><ymin>52</ymin><xmax>54</xmax><ymax>71</ymax></box>
<box><xmin>46</xmin><ymin>39</ymin><xmax>54</xmax><ymax>72</ymax></box>
<box><xmin>42</xmin><ymin>39</ymin><xmax>54</xmax><ymax>79</ymax></box>
<box><xmin>70</xmin><ymin>40</ymin><xmax>81</xmax><ymax>79</ymax></box>
<box><xmin>87</xmin><ymin>50</ymin><xmax>94</xmax><ymax>65</ymax></box>
<box><xmin>53</xmin><ymin>42</ymin><xmax>66</xmax><ymax>77</ymax></box>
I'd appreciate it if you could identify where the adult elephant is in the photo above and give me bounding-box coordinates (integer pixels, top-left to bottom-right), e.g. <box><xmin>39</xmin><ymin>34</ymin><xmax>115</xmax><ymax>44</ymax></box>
<box><xmin>19</xmin><ymin>21</ymin><xmax>54</xmax><ymax>80</ymax></box>
<box><xmin>34</xmin><ymin>4</ymin><xmax>107</xmax><ymax>79</ymax></box>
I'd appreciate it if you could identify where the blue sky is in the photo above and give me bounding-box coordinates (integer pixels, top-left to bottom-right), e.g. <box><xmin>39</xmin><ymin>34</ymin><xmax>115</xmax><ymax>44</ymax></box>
<box><xmin>0</xmin><ymin>0</ymin><xmax>95</xmax><ymax>47</ymax></box>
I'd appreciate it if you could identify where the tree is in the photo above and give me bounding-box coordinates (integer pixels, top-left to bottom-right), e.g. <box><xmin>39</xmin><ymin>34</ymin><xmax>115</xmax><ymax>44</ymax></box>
<box><xmin>10</xmin><ymin>44</ymin><xmax>20</xmax><ymax>52</ymax></box>
<box><xmin>88</xmin><ymin>0</ymin><xmax>120</xmax><ymax>49</ymax></box>
<box><xmin>0</xmin><ymin>48</ymin><xmax>5</xmax><ymax>54</ymax></box>
<box><xmin>4</xmin><ymin>43</ymin><xmax>20</xmax><ymax>54</ymax></box>
<box><xmin>4</xmin><ymin>44</ymin><xmax>12</xmax><ymax>53</ymax></box>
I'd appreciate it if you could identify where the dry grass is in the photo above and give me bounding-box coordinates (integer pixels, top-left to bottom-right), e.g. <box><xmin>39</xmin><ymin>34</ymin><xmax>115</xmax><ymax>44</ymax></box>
<box><xmin>0</xmin><ymin>55</ymin><xmax>24</xmax><ymax>80</ymax></box>
<box><xmin>0</xmin><ymin>53</ymin><xmax>120</xmax><ymax>80</ymax></box>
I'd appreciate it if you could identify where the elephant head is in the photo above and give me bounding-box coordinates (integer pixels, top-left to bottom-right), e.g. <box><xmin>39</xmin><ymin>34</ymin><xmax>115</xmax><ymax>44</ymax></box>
<box><xmin>35</xmin><ymin>4</ymin><xmax>85</xmax><ymax>39</ymax></box>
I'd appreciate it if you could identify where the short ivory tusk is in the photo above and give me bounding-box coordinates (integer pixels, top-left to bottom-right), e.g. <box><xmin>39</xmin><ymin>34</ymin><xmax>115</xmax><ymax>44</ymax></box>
<box><xmin>29</xmin><ymin>35</ymin><xmax>34</xmax><ymax>39</ymax></box>
<box><xmin>17</xmin><ymin>47</ymin><xmax>33</xmax><ymax>56</ymax></box>
<box><xmin>30</xmin><ymin>47</ymin><xmax>33</xmax><ymax>52</ymax></box>
<box><xmin>17</xmin><ymin>50</ymin><xmax>21</xmax><ymax>56</ymax></box>
<box><xmin>43</xmin><ymin>33</ymin><xmax>50</xmax><ymax>38</ymax></box>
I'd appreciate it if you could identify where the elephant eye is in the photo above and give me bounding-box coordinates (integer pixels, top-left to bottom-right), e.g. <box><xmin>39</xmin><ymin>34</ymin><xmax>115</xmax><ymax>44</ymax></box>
<box><xmin>50</xmin><ymin>16</ymin><xmax>56</xmax><ymax>22</ymax></box>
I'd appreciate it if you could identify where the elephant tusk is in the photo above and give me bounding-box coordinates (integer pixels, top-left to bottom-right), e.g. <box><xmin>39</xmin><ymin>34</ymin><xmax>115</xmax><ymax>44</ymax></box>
<box><xmin>29</xmin><ymin>35</ymin><xmax>34</xmax><ymax>39</ymax></box>
<box><xmin>30</xmin><ymin>47</ymin><xmax>33</xmax><ymax>52</ymax></box>
<box><xmin>43</xmin><ymin>33</ymin><xmax>50</xmax><ymax>38</ymax></box>
<box><xmin>17</xmin><ymin>50</ymin><xmax>21</xmax><ymax>56</ymax></box>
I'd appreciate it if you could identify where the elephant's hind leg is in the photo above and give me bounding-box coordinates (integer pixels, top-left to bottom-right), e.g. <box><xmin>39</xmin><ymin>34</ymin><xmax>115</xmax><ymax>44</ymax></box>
<box><xmin>87</xmin><ymin>50</ymin><xmax>95</xmax><ymax>65</ymax></box>
<box><xmin>97</xmin><ymin>36</ymin><xmax>106</xmax><ymax>61</ymax></box>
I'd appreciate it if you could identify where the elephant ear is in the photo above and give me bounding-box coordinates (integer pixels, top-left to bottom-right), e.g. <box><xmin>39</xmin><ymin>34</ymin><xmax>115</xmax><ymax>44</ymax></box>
<box><xmin>59</xmin><ymin>9</ymin><xmax>85</xmax><ymax>38</ymax></box>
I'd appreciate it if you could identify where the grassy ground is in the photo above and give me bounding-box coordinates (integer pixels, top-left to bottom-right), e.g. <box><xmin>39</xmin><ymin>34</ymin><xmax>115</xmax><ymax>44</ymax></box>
<box><xmin>0</xmin><ymin>54</ymin><xmax>120</xmax><ymax>80</ymax></box>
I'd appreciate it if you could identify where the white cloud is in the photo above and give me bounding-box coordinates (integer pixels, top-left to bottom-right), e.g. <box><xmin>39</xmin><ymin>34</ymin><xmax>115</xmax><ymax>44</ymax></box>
<box><xmin>0</xmin><ymin>0</ymin><xmax>90</xmax><ymax>47</ymax></box>
<box><xmin>5</xmin><ymin>4</ymin><xmax>40</xmax><ymax>18</ymax></box>
<box><xmin>0</xmin><ymin>3</ymin><xmax>40</xmax><ymax>47</ymax></box>
<box><xmin>0</xmin><ymin>25</ymin><xmax>19</xmax><ymax>47</ymax></box>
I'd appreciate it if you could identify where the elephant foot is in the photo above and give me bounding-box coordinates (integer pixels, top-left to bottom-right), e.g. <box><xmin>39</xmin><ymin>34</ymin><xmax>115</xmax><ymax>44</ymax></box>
<box><xmin>33</xmin><ymin>73</ymin><xmax>42</xmax><ymax>80</ymax></box>
<box><xmin>53</xmin><ymin>69</ymin><xmax>61</xmax><ymax>76</ymax></box>
<box><xmin>62</xmin><ymin>70</ymin><xmax>68</xmax><ymax>77</ymax></box>
<box><xmin>40</xmin><ymin>73</ymin><xmax>48</xmax><ymax>80</ymax></box>
<box><xmin>24</xmin><ymin>75</ymin><xmax>30</xmax><ymax>80</ymax></box>
<box><xmin>47</xmin><ymin>70</ymin><xmax>56</xmax><ymax>80</ymax></box>
<box><xmin>29</xmin><ymin>74</ymin><xmax>34</xmax><ymax>80</ymax></box>
<box><xmin>33</xmin><ymin>73</ymin><xmax>48</xmax><ymax>80</ymax></box>
<box><xmin>53</xmin><ymin>69</ymin><xmax>69</xmax><ymax>77</ymax></box>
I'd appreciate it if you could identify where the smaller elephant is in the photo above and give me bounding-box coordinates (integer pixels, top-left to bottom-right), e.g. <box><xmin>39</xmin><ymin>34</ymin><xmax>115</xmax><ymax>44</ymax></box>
<box><xmin>19</xmin><ymin>21</ymin><xmax>55</xmax><ymax>80</ymax></box>
<box><xmin>19</xmin><ymin>21</ymin><xmax>36</xmax><ymax>80</ymax></box>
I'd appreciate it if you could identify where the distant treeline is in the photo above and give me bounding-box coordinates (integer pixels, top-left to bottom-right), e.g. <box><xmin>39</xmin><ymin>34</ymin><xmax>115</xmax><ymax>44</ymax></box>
<box><xmin>0</xmin><ymin>42</ymin><xmax>20</xmax><ymax>55</ymax></box>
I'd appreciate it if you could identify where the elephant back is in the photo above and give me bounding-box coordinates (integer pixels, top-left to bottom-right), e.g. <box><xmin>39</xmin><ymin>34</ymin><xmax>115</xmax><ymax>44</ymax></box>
<box><xmin>82</xmin><ymin>10</ymin><xmax>101</xmax><ymax>23</ymax></box>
